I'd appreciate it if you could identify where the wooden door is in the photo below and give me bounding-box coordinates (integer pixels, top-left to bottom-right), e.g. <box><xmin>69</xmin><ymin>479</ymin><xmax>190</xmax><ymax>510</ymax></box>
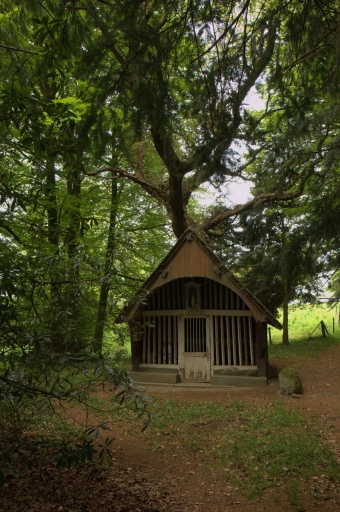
<box><xmin>183</xmin><ymin>317</ymin><xmax>211</xmax><ymax>381</ymax></box>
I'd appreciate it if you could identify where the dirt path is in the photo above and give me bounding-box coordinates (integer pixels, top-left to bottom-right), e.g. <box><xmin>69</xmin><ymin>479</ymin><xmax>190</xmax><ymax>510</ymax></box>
<box><xmin>105</xmin><ymin>346</ymin><xmax>340</xmax><ymax>512</ymax></box>
<box><xmin>1</xmin><ymin>346</ymin><xmax>340</xmax><ymax>512</ymax></box>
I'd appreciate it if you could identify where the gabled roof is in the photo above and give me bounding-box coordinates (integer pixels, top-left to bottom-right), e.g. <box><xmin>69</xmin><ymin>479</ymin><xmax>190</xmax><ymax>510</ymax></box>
<box><xmin>117</xmin><ymin>227</ymin><xmax>282</xmax><ymax>330</ymax></box>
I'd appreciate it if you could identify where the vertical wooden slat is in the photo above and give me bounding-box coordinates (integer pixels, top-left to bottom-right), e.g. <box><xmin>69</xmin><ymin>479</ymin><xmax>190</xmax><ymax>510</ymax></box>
<box><xmin>221</xmin><ymin>316</ymin><xmax>225</xmax><ymax>365</ymax></box>
<box><xmin>243</xmin><ymin>317</ymin><xmax>248</xmax><ymax>365</ymax></box>
<box><xmin>152</xmin><ymin>317</ymin><xmax>156</xmax><ymax>364</ymax></box>
<box><xmin>210</xmin><ymin>280</ymin><xmax>214</xmax><ymax>309</ymax></box>
<box><xmin>161</xmin><ymin>286</ymin><xmax>165</xmax><ymax>310</ymax></box>
<box><xmin>191</xmin><ymin>318</ymin><xmax>194</xmax><ymax>352</ymax></box>
<box><xmin>177</xmin><ymin>280</ymin><xmax>181</xmax><ymax>309</ymax></box>
<box><xmin>173</xmin><ymin>317</ymin><xmax>178</xmax><ymax>364</ymax></box>
<box><xmin>188</xmin><ymin>318</ymin><xmax>190</xmax><ymax>352</ymax></box>
<box><xmin>172</xmin><ymin>280</ymin><xmax>176</xmax><ymax>309</ymax></box>
<box><xmin>185</xmin><ymin>319</ymin><xmax>188</xmax><ymax>352</ymax></box>
<box><xmin>231</xmin><ymin>316</ymin><xmax>237</xmax><ymax>365</ymax></box>
<box><xmin>203</xmin><ymin>279</ymin><xmax>208</xmax><ymax>309</ymax></box>
<box><xmin>142</xmin><ymin>318</ymin><xmax>147</xmax><ymax>364</ymax></box>
<box><xmin>200</xmin><ymin>318</ymin><xmax>203</xmax><ymax>352</ymax></box>
<box><xmin>249</xmin><ymin>317</ymin><xmax>254</xmax><ymax>366</ymax></box>
<box><xmin>192</xmin><ymin>318</ymin><xmax>195</xmax><ymax>352</ymax></box>
<box><xmin>230</xmin><ymin>290</ymin><xmax>234</xmax><ymax>310</ymax></box>
<box><xmin>215</xmin><ymin>316</ymin><xmax>220</xmax><ymax>365</ymax></box>
<box><xmin>187</xmin><ymin>318</ymin><xmax>189</xmax><ymax>352</ymax></box>
<box><xmin>168</xmin><ymin>315</ymin><xmax>172</xmax><ymax>363</ymax></box>
<box><xmin>163</xmin><ymin>317</ymin><xmax>167</xmax><ymax>363</ymax></box>
<box><xmin>147</xmin><ymin>317</ymin><xmax>151</xmax><ymax>364</ymax></box>
<box><xmin>186</xmin><ymin>319</ymin><xmax>189</xmax><ymax>352</ymax></box>
<box><xmin>214</xmin><ymin>282</ymin><xmax>218</xmax><ymax>311</ymax></box>
<box><xmin>212</xmin><ymin>316</ymin><xmax>215</xmax><ymax>363</ymax></box>
<box><xmin>195</xmin><ymin>318</ymin><xmax>197</xmax><ymax>351</ymax></box>
<box><xmin>158</xmin><ymin>316</ymin><xmax>162</xmax><ymax>363</ymax></box>
<box><xmin>191</xmin><ymin>318</ymin><xmax>193</xmax><ymax>352</ymax></box>
<box><xmin>219</xmin><ymin>284</ymin><xmax>223</xmax><ymax>310</ymax></box>
<box><xmin>226</xmin><ymin>316</ymin><xmax>231</xmax><ymax>365</ymax></box>
<box><xmin>237</xmin><ymin>316</ymin><xmax>242</xmax><ymax>365</ymax></box>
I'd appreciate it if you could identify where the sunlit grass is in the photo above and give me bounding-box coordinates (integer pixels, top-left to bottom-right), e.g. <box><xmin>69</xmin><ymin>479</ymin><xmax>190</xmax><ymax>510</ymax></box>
<box><xmin>268</xmin><ymin>304</ymin><xmax>340</xmax><ymax>359</ymax></box>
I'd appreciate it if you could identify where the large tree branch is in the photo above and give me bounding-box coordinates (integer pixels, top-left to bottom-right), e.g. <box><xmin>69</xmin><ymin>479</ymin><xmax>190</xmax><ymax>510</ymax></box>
<box><xmin>87</xmin><ymin>166</ymin><xmax>169</xmax><ymax>204</ymax></box>
<box><xmin>0</xmin><ymin>43</ymin><xmax>38</xmax><ymax>55</ymax></box>
<box><xmin>200</xmin><ymin>154</ymin><xmax>321</xmax><ymax>233</ymax></box>
<box><xmin>200</xmin><ymin>189</ymin><xmax>305</xmax><ymax>233</ymax></box>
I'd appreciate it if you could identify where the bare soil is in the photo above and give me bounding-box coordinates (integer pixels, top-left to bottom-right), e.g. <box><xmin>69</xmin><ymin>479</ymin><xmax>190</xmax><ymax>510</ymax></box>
<box><xmin>1</xmin><ymin>346</ymin><xmax>340</xmax><ymax>512</ymax></box>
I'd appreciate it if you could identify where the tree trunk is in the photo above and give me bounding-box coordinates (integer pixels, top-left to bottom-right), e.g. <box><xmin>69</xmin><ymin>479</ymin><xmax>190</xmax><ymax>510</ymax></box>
<box><xmin>45</xmin><ymin>158</ymin><xmax>64</xmax><ymax>347</ymax></box>
<box><xmin>65</xmin><ymin>159</ymin><xmax>82</xmax><ymax>349</ymax></box>
<box><xmin>282</xmin><ymin>277</ymin><xmax>289</xmax><ymax>345</ymax></box>
<box><xmin>281</xmin><ymin>215</ymin><xmax>289</xmax><ymax>345</ymax></box>
<box><xmin>93</xmin><ymin>179</ymin><xmax>120</xmax><ymax>352</ymax></box>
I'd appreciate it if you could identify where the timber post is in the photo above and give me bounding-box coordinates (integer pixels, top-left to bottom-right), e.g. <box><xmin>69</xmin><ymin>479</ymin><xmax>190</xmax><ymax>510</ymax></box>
<box><xmin>131</xmin><ymin>321</ymin><xmax>142</xmax><ymax>371</ymax></box>
<box><xmin>256</xmin><ymin>322</ymin><xmax>268</xmax><ymax>378</ymax></box>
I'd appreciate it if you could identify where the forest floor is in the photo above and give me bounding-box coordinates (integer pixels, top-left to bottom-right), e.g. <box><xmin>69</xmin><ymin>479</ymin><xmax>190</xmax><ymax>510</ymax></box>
<box><xmin>1</xmin><ymin>344</ymin><xmax>340</xmax><ymax>512</ymax></box>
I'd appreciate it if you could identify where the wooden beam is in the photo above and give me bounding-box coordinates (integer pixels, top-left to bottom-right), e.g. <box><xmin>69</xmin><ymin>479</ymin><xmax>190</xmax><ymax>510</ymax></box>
<box><xmin>153</xmin><ymin>318</ymin><xmax>156</xmax><ymax>364</ymax></box>
<box><xmin>143</xmin><ymin>309</ymin><xmax>253</xmax><ymax>317</ymax></box>
<box><xmin>173</xmin><ymin>316</ymin><xmax>178</xmax><ymax>364</ymax></box>
<box><xmin>147</xmin><ymin>317</ymin><xmax>151</xmax><ymax>364</ymax></box>
<box><xmin>158</xmin><ymin>316</ymin><xmax>162</xmax><ymax>364</ymax></box>
<box><xmin>231</xmin><ymin>316</ymin><xmax>237</xmax><ymax>365</ymax></box>
<box><xmin>249</xmin><ymin>317</ymin><xmax>254</xmax><ymax>366</ymax></box>
<box><xmin>237</xmin><ymin>316</ymin><xmax>243</xmax><ymax>366</ymax></box>
<box><xmin>215</xmin><ymin>316</ymin><xmax>220</xmax><ymax>365</ymax></box>
<box><xmin>142</xmin><ymin>317</ymin><xmax>147</xmax><ymax>364</ymax></box>
<box><xmin>163</xmin><ymin>317</ymin><xmax>167</xmax><ymax>363</ymax></box>
<box><xmin>255</xmin><ymin>321</ymin><xmax>268</xmax><ymax>377</ymax></box>
<box><xmin>221</xmin><ymin>316</ymin><xmax>225</xmax><ymax>365</ymax></box>
<box><xmin>226</xmin><ymin>317</ymin><xmax>231</xmax><ymax>365</ymax></box>
<box><xmin>168</xmin><ymin>315</ymin><xmax>172</xmax><ymax>364</ymax></box>
<box><xmin>131</xmin><ymin>327</ymin><xmax>142</xmax><ymax>371</ymax></box>
<box><xmin>243</xmin><ymin>316</ymin><xmax>248</xmax><ymax>366</ymax></box>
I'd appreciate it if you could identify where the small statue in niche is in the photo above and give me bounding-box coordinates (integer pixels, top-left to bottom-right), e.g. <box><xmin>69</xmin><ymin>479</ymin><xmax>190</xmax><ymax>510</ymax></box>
<box><xmin>189</xmin><ymin>287</ymin><xmax>198</xmax><ymax>308</ymax></box>
<box><xmin>185</xmin><ymin>282</ymin><xmax>201</xmax><ymax>309</ymax></box>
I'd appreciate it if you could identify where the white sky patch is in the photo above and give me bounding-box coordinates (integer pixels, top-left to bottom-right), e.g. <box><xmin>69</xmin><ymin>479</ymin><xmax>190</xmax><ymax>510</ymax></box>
<box><xmin>227</xmin><ymin>179</ymin><xmax>253</xmax><ymax>204</ymax></box>
<box><xmin>193</xmin><ymin>179</ymin><xmax>252</xmax><ymax>207</ymax></box>
<box><xmin>244</xmin><ymin>86</ymin><xmax>266</xmax><ymax>111</ymax></box>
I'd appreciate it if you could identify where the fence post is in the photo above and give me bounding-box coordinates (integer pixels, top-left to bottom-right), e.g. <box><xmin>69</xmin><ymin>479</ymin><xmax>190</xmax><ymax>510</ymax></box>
<box><xmin>268</xmin><ymin>327</ymin><xmax>272</xmax><ymax>345</ymax></box>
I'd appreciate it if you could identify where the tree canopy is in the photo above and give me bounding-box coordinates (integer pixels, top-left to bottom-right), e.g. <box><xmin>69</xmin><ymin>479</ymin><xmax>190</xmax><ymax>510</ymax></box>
<box><xmin>1</xmin><ymin>0</ymin><xmax>340</xmax><ymax>472</ymax></box>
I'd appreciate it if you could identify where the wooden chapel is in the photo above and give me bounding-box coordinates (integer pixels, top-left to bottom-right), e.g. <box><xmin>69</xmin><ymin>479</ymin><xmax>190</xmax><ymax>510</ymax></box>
<box><xmin>117</xmin><ymin>227</ymin><xmax>282</xmax><ymax>386</ymax></box>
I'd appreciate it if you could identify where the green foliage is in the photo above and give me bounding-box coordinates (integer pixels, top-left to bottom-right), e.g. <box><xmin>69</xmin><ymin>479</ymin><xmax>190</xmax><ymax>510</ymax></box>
<box><xmin>217</xmin><ymin>208</ymin><xmax>323</xmax><ymax>315</ymax></box>
<box><xmin>1</xmin><ymin>0</ymin><xmax>340</xmax><ymax>492</ymax></box>
<box><xmin>56</xmin><ymin>425</ymin><xmax>115</xmax><ymax>469</ymax></box>
<box><xmin>0</xmin><ymin>346</ymin><xmax>152</xmax><ymax>486</ymax></box>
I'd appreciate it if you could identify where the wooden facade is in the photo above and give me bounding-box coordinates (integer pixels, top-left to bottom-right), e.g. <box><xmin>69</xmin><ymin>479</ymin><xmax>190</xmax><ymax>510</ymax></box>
<box><xmin>118</xmin><ymin>228</ymin><xmax>282</xmax><ymax>386</ymax></box>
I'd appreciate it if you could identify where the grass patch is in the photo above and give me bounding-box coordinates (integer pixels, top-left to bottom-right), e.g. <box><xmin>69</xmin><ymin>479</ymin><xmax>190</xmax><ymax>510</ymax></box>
<box><xmin>140</xmin><ymin>398</ymin><xmax>340</xmax><ymax>501</ymax></box>
<box><xmin>268</xmin><ymin>304</ymin><xmax>340</xmax><ymax>359</ymax></box>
